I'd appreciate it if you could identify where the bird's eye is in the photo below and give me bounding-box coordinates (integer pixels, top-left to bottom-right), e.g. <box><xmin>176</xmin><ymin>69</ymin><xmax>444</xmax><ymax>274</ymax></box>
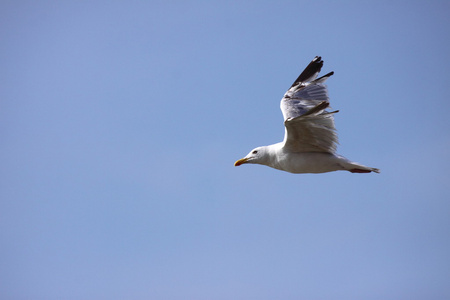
<box><xmin>252</xmin><ymin>150</ymin><xmax>258</xmax><ymax>154</ymax></box>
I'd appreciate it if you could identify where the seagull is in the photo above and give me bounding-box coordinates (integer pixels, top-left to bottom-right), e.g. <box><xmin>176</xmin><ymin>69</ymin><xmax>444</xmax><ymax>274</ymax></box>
<box><xmin>234</xmin><ymin>56</ymin><xmax>379</xmax><ymax>174</ymax></box>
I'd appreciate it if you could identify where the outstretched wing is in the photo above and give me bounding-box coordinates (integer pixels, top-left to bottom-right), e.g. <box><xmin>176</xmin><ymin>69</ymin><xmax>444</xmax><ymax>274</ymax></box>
<box><xmin>280</xmin><ymin>56</ymin><xmax>339</xmax><ymax>153</ymax></box>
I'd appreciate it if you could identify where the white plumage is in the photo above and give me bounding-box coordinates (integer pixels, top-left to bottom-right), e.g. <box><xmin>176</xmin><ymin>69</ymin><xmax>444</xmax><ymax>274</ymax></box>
<box><xmin>235</xmin><ymin>56</ymin><xmax>379</xmax><ymax>174</ymax></box>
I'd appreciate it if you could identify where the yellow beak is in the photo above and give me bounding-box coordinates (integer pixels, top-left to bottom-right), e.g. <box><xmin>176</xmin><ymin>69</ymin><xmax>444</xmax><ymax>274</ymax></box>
<box><xmin>234</xmin><ymin>157</ymin><xmax>249</xmax><ymax>166</ymax></box>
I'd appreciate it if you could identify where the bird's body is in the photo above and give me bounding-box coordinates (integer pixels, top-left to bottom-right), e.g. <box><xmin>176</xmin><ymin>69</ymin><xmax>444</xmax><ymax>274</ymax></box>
<box><xmin>234</xmin><ymin>56</ymin><xmax>379</xmax><ymax>174</ymax></box>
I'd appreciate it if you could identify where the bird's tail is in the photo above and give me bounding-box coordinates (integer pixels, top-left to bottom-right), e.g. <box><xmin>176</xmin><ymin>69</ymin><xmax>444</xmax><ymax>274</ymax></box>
<box><xmin>338</xmin><ymin>156</ymin><xmax>380</xmax><ymax>173</ymax></box>
<box><xmin>349</xmin><ymin>166</ymin><xmax>380</xmax><ymax>173</ymax></box>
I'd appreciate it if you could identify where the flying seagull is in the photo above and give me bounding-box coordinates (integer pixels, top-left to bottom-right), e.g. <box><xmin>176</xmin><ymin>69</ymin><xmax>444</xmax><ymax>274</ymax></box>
<box><xmin>234</xmin><ymin>56</ymin><xmax>379</xmax><ymax>174</ymax></box>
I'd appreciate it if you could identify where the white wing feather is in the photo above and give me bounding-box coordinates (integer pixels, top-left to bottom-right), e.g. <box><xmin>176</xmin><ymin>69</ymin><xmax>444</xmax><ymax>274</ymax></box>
<box><xmin>280</xmin><ymin>56</ymin><xmax>338</xmax><ymax>153</ymax></box>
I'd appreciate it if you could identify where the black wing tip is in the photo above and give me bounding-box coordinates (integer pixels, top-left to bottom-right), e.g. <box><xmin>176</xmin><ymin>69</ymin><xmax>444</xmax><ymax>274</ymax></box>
<box><xmin>314</xmin><ymin>71</ymin><xmax>334</xmax><ymax>82</ymax></box>
<box><xmin>312</xmin><ymin>56</ymin><xmax>324</xmax><ymax>66</ymax></box>
<box><xmin>313</xmin><ymin>55</ymin><xmax>322</xmax><ymax>62</ymax></box>
<box><xmin>291</xmin><ymin>56</ymin><xmax>325</xmax><ymax>87</ymax></box>
<box><xmin>310</xmin><ymin>55</ymin><xmax>324</xmax><ymax>70</ymax></box>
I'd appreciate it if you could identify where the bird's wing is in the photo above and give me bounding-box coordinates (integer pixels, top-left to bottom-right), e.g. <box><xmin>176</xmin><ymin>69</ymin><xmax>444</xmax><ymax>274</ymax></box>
<box><xmin>280</xmin><ymin>56</ymin><xmax>339</xmax><ymax>153</ymax></box>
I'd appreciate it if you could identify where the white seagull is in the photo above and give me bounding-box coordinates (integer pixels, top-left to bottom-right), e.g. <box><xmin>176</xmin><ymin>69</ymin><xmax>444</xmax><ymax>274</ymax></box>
<box><xmin>234</xmin><ymin>56</ymin><xmax>379</xmax><ymax>174</ymax></box>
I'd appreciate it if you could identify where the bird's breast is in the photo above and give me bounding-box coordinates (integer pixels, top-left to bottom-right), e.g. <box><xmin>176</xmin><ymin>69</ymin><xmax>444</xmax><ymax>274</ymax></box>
<box><xmin>274</xmin><ymin>152</ymin><xmax>345</xmax><ymax>174</ymax></box>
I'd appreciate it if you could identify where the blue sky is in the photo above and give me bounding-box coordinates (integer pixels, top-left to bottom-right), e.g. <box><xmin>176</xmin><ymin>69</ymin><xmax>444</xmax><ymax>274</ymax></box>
<box><xmin>1</xmin><ymin>1</ymin><xmax>450</xmax><ymax>299</ymax></box>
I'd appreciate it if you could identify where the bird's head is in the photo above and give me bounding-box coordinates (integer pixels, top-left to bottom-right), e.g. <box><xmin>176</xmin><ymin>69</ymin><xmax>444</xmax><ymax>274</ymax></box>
<box><xmin>234</xmin><ymin>146</ymin><xmax>267</xmax><ymax>166</ymax></box>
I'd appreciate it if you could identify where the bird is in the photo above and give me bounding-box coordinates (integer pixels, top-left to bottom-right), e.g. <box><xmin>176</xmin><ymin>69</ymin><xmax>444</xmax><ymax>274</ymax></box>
<box><xmin>234</xmin><ymin>56</ymin><xmax>379</xmax><ymax>174</ymax></box>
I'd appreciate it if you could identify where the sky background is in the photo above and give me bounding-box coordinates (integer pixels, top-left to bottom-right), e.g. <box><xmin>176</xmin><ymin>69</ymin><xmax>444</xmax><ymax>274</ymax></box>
<box><xmin>1</xmin><ymin>1</ymin><xmax>450</xmax><ymax>299</ymax></box>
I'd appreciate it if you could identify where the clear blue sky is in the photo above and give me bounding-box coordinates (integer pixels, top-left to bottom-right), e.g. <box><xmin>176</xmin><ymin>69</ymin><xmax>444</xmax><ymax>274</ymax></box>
<box><xmin>1</xmin><ymin>1</ymin><xmax>450</xmax><ymax>299</ymax></box>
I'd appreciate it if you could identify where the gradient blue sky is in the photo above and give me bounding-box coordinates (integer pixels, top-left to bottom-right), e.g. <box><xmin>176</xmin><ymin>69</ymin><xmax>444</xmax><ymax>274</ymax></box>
<box><xmin>1</xmin><ymin>1</ymin><xmax>450</xmax><ymax>299</ymax></box>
